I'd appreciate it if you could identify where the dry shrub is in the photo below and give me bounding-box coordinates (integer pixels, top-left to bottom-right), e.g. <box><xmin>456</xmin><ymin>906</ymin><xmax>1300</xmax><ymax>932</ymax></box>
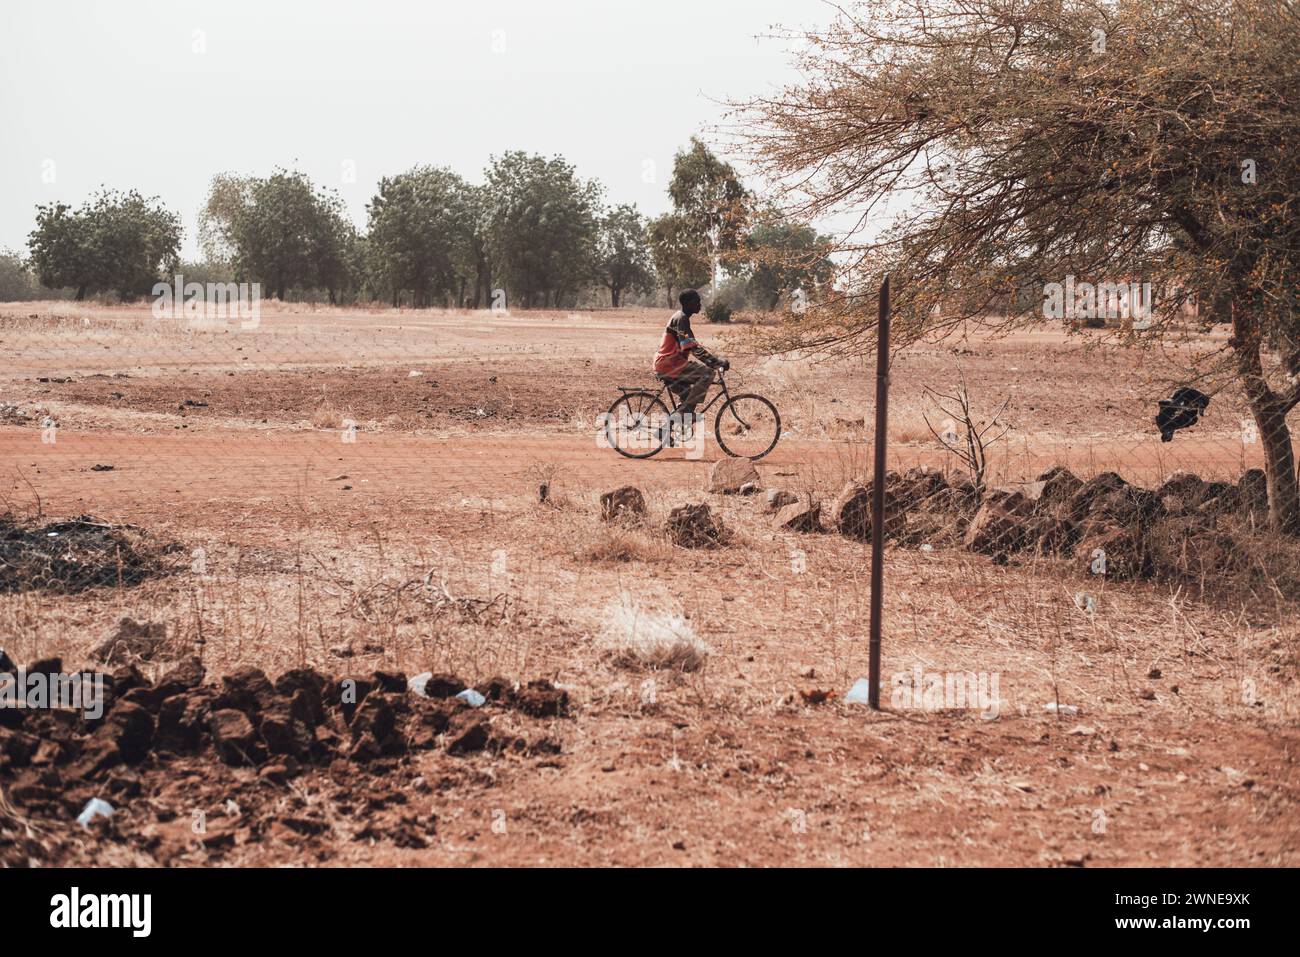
<box><xmin>576</xmin><ymin>521</ymin><xmax>669</xmax><ymax>564</ymax></box>
<box><xmin>1147</xmin><ymin>517</ymin><xmax>1300</xmax><ymax>606</ymax></box>
<box><xmin>0</xmin><ymin>514</ymin><xmax>171</xmax><ymax>593</ymax></box>
<box><xmin>309</xmin><ymin>402</ymin><xmax>348</xmax><ymax>430</ymax></box>
<box><xmin>524</xmin><ymin>460</ymin><xmax>574</xmax><ymax>510</ymax></box>
<box><xmin>599</xmin><ymin>592</ymin><xmax>711</xmax><ymax>672</ymax></box>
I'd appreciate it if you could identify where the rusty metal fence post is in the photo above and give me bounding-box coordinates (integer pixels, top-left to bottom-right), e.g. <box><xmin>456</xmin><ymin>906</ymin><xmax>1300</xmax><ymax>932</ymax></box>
<box><xmin>868</xmin><ymin>276</ymin><xmax>891</xmax><ymax>709</ymax></box>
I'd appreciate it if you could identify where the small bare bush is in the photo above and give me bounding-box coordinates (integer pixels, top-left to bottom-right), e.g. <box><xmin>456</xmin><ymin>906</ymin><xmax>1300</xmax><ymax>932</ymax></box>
<box><xmin>310</xmin><ymin>402</ymin><xmax>347</xmax><ymax>430</ymax></box>
<box><xmin>524</xmin><ymin>460</ymin><xmax>572</xmax><ymax>509</ymax></box>
<box><xmin>599</xmin><ymin>592</ymin><xmax>712</xmax><ymax>672</ymax></box>
<box><xmin>577</xmin><ymin>522</ymin><xmax>668</xmax><ymax>564</ymax></box>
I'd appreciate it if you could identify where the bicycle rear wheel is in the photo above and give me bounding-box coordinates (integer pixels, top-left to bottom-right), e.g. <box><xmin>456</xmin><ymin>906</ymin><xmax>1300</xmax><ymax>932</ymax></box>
<box><xmin>604</xmin><ymin>392</ymin><xmax>670</xmax><ymax>459</ymax></box>
<box><xmin>715</xmin><ymin>393</ymin><xmax>781</xmax><ymax>460</ymax></box>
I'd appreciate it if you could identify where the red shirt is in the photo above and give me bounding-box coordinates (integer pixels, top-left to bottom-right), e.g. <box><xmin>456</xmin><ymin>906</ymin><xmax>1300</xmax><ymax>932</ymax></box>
<box><xmin>653</xmin><ymin>311</ymin><xmax>697</xmax><ymax>376</ymax></box>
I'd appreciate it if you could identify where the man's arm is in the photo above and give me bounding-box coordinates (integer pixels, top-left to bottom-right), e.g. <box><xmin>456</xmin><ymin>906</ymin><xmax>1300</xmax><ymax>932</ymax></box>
<box><xmin>693</xmin><ymin>342</ymin><xmax>725</xmax><ymax>369</ymax></box>
<box><xmin>669</xmin><ymin>315</ymin><xmax>726</xmax><ymax>369</ymax></box>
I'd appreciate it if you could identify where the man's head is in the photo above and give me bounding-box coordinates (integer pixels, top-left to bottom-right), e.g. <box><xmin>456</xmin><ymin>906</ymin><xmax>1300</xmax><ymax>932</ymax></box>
<box><xmin>679</xmin><ymin>289</ymin><xmax>702</xmax><ymax>317</ymax></box>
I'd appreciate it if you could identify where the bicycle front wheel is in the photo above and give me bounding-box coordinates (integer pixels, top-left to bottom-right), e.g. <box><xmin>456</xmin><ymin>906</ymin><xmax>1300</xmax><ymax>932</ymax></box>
<box><xmin>715</xmin><ymin>393</ymin><xmax>781</xmax><ymax>460</ymax></box>
<box><xmin>604</xmin><ymin>392</ymin><xmax>670</xmax><ymax>459</ymax></box>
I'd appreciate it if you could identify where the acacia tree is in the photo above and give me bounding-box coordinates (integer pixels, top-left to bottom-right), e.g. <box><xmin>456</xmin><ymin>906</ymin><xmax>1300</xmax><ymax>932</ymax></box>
<box><xmin>740</xmin><ymin>0</ymin><xmax>1300</xmax><ymax>533</ymax></box>
<box><xmin>596</xmin><ymin>204</ymin><xmax>654</xmax><ymax>306</ymax></box>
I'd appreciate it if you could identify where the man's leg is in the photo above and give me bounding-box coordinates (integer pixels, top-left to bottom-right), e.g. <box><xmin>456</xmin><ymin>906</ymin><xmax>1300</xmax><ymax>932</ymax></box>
<box><xmin>665</xmin><ymin>375</ymin><xmax>692</xmax><ymax>411</ymax></box>
<box><xmin>677</xmin><ymin>362</ymin><xmax>713</xmax><ymax>416</ymax></box>
<box><xmin>671</xmin><ymin>363</ymin><xmax>713</xmax><ymax>444</ymax></box>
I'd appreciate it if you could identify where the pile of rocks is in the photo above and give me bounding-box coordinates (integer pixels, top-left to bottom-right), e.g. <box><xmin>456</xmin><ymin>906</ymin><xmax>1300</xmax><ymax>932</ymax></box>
<box><xmin>960</xmin><ymin>467</ymin><xmax>1269</xmax><ymax>579</ymax></box>
<box><xmin>0</xmin><ymin>656</ymin><xmax>569</xmax><ymax>830</ymax></box>
<box><xmin>766</xmin><ymin>466</ymin><xmax>970</xmax><ymax>541</ymax></box>
<box><xmin>597</xmin><ymin>460</ymin><xmax>1272</xmax><ymax>584</ymax></box>
<box><xmin>757</xmin><ymin>462</ymin><xmax>1271</xmax><ymax>582</ymax></box>
<box><xmin>596</xmin><ymin>486</ymin><xmax>729</xmax><ymax>549</ymax></box>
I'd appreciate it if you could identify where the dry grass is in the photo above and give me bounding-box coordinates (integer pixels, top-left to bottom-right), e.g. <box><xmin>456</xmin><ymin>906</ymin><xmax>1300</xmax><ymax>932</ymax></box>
<box><xmin>309</xmin><ymin>401</ymin><xmax>349</xmax><ymax>431</ymax></box>
<box><xmin>599</xmin><ymin>591</ymin><xmax>712</xmax><ymax>672</ymax></box>
<box><xmin>578</xmin><ymin>523</ymin><xmax>672</xmax><ymax>564</ymax></box>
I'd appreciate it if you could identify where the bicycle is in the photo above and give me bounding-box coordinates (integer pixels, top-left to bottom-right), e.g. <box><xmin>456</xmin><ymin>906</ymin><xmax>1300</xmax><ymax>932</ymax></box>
<box><xmin>603</xmin><ymin>367</ymin><xmax>782</xmax><ymax>460</ymax></box>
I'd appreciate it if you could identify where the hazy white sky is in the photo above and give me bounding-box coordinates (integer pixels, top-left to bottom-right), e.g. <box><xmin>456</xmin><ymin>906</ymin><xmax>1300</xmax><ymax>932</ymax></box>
<box><xmin>0</xmin><ymin>0</ymin><xmax>833</xmax><ymax>258</ymax></box>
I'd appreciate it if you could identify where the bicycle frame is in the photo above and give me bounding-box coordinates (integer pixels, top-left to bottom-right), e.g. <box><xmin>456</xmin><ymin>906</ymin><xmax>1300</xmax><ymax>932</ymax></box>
<box><xmin>619</xmin><ymin>369</ymin><xmax>731</xmax><ymax>419</ymax></box>
<box><xmin>611</xmin><ymin>367</ymin><xmax>779</xmax><ymax>460</ymax></box>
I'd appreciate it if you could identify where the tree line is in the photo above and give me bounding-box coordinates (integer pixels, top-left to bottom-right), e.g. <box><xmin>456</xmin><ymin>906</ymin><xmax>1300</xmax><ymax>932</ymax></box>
<box><xmin>11</xmin><ymin>138</ymin><xmax>834</xmax><ymax>314</ymax></box>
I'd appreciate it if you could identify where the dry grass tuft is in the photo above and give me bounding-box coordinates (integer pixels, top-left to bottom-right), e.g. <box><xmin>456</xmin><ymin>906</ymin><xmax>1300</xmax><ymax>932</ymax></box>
<box><xmin>599</xmin><ymin>592</ymin><xmax>712</xmax><ymax>672</ymax></box>
<box><xmin>523</xmin><ymin>460</ymin><xmax>575</xmax><ymax>509</ymax></box>
<box><xmin>309</xmin><ymin>401</ymin><xmax>348</xmax><ymax>430</ymax></box>
<box><xmin>576</xmin><ymin>521</ymin><xmax>670</xmax><ymax>564</ymax></box>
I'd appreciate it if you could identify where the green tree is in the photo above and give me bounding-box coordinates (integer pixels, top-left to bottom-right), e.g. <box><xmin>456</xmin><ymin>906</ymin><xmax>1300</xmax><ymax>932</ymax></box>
<box><xmin>314</xmin><ymin>211</ymin><xmax>363</xmax><ymax>305</ymax></box>
<box><xmin>743</xmin><ymin>0</ymin><xmax>1300</xmax><ymax>534</ymax></box>
<box><xmin>744</xmin><ymin>212</ymin><xmax>836</xmax><ymax>310</ymax></box>
<box><xmin>26</xmin><ymin>203</ymin><xmax>87</xmax><ymax>295</ymax></box>
<box><xmin>366</xmin><ymin>166</ymin><xmax>478</xmax><ymax>307</ymax></box>
<box><xmin>667</xmin><ymin>137</ymin><xmax>750</xmax><ymax>298</ymax></box>
<box><xmin>197</xmin><ymin>173</ymin><xmax>253</xmax><ymax>265</ymax></box>
<box><xmin>484</xmin><ymin>152</ymin><xmax>601</xmax><ymax>308</ymax></box>
<box><xmin>648</xmin><ymin>212</ymin><xmax>710</xmax><ymax>307</ymax></box>
<box><xmin>451</xmin><ymin>183</ymin><xmax>494</xmax><ymax>309</ymax></box>
<box><xmin>27</xmin><ymin>189</ymin><xmax>181</xmax><ymax>300</ymax></box>
<box><xmin>224</xmin><ymin>170</ymin><xmax>351</xmax><ymax>301</ymax></box>
<box><xmin>0</xmin><ymin>250</ymin><xmax>44</xmax><ymax>301</ymax></box>
<box><xmin>596</xmin><ymin>204</ymin><xmax>654</xmax><ymax>307</ymax></box>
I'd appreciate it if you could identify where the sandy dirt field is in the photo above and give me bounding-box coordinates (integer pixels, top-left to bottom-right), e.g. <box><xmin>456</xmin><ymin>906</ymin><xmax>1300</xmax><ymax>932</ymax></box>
<box><xmin>0</xmin><ymin>301</ymin><xmax>1295</xmax><ymax>867</ymax></box>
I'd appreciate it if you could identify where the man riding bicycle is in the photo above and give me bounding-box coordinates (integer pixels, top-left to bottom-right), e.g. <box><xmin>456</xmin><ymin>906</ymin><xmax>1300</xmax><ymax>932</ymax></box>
<box><xmin>604</xmin><ymin>290</ymin><xmax>778</xmax><ymax>460</ymax></box>
<box><xmin>653</xmin><ymin>289</ymin><xmax>729</xmax><ymax>439</ymax></box>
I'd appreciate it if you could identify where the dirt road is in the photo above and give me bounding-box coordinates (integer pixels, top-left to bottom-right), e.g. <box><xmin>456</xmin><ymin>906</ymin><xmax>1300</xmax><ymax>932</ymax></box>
<box><xmin>3</xmin><ymin>421</ymin><xmax>1265</xmax><ymax>536</ymax></box>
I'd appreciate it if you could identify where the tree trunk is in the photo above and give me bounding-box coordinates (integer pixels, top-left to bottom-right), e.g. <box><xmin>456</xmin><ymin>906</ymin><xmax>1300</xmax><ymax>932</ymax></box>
<box><xmin>1233</xmin><ymin>304</ymin><xmax>1300</xmax><ymax>534</ymax></box>
<box><xmin>611</xmin><ymin>286</ymin><xmax>621</xmax><ymax>308</ymax></box>
<box><xmin>1251</xmin><ymin>400</ymin><xmax>1300</xmax><ymax>535</ymax></box>
<box><xmin>75</xmin><ymin>284</ymin><xmax>87</xmax><ymax>301</ymax></box>
<box><xmin>710</xmin><ymin>233</ymin><xmax>720</xmax><ymax>300</ymax></box>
